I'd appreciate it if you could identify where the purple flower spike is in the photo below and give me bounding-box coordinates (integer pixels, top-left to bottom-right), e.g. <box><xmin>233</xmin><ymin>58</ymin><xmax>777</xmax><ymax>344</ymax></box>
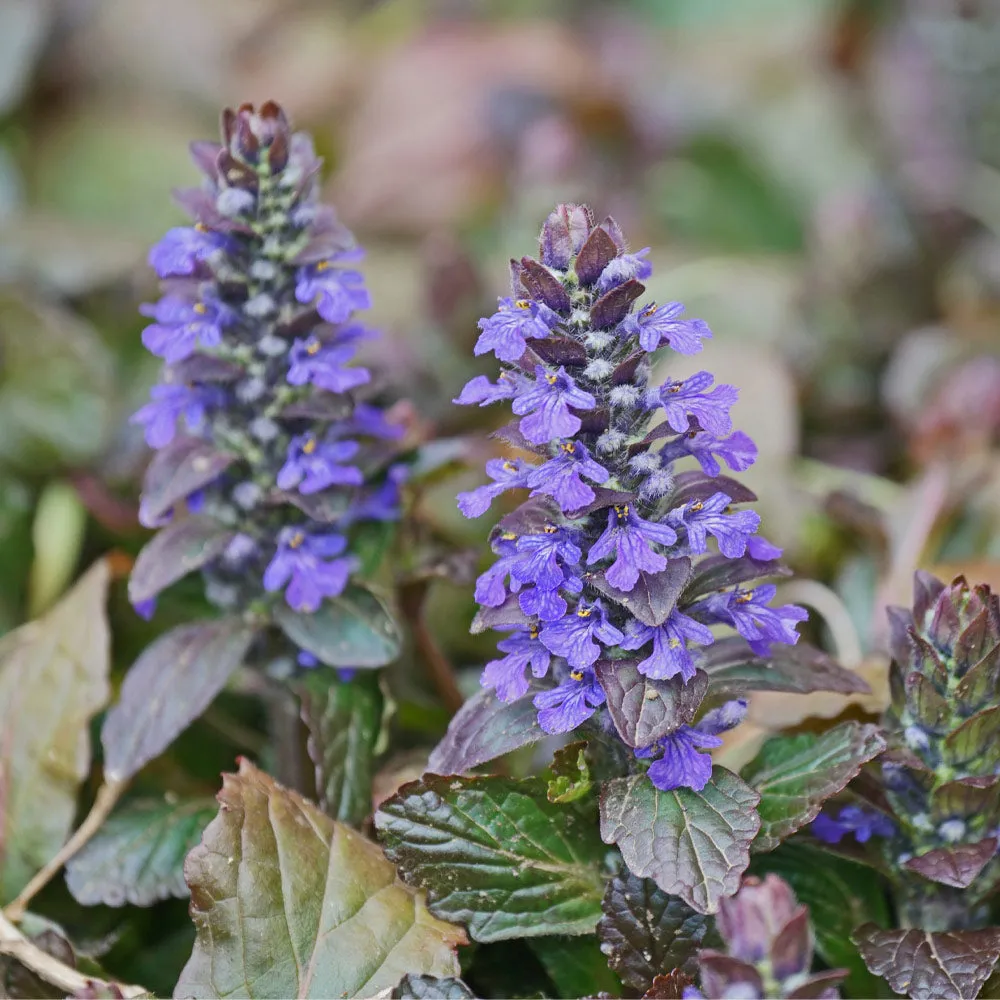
<box><xmin>539</xmin><ymin>599</ymin><xmax>624</xmax><ymax>669</ymax></box>
<box><xmin>295</xmin><ymin>252</ymin><xmax>371</xmax><ymax>324</ymax></box>
<box><xmin>512</xmin><ymin>366</ymin><xmax>597</xmax><ymax>445</ymax></box>
<box><xmin>811</xmin><ymin>805</ymin><xmax>895</xmax><ymax>845</ymax></box>
<box><xmin>586</xmin><ymin>503</ymin><xmax>678</xmax><ymax>592</ymax></box>
<box><xmin>620</xmin><ymin>301</ymin><xmax>711</xmax><ymax>354</ymax></box>
<box><xmin>130</xmin><ymin>382</ymin><xmax>212</xmax><ymax>448</ymax></box>
<box><xmin>140</xmin><ymin>295</ymin><xmax>234</xmax><ymax>363</ymax></box>
<box><xmin>669</xmin><ymin>492</ymin><xmax>761</xmax><ymax>558</ymax></box>
<box><xmin>481</xmin><ymin>624</ymin><xmax>552</xmax><ymax>702</ymax></box>
<box><xmin>526</xmin><ymin>442</ymin><xmax>609</xmax><ymax>513</ymax></box>
<box><xmin>262</xmin><ymin>527</ymin><xmax>356</xmax><ymax>612</ymax></box>
<box><xmin>287</xmin><ymin>335</ymin><xmax>371</xmax><ymax>393</ymax></box>
<box><xmin>457</xmin><ymin>457</ymin><xmax>534</xmax><ymax>518</ymax></box>
<box><xmin>533</xmin><ymin>665</ymin><xmax>606</xmax><ymax>734</ymax></box>
<box><xmin>637</xmin><ymin>698</ymin><xmax>747</xmax><ymax>792</ymax></box>
<box><xmin>148</xmin><ymin>225</ymin><xmax>226</xmax><ymax>277</ymax></box>
<box><xmin>276</xmin><ymin>434</ymin><xmax>363</xmax><ymax>494</ymax></box>
<box><xmin>475</xmin><ymin>297</ymin><xmax>560</xmax><ymax>362</ymax></box>
<box><xmin>656</xmin><ymin>371</ymin><xmax>738</xmax><ymax>437</ymax></box>
<box><xmin>620</xmin><ymin>609</ymin><xmax>714</xmax><ymax>681</ymax></box>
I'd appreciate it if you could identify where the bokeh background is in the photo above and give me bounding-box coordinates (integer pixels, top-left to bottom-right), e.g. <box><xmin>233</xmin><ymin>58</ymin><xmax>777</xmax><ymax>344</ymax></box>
<box><xmin>2</xmin><ymin>0</ymin><xmax>1000</xmax><ymax>990</ymax></box>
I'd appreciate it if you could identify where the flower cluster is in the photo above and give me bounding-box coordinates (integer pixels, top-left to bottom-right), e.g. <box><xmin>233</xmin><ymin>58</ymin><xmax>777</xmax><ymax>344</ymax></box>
<box><xmin>811</xmin><ymin>573</ymin><xmax>1000</xmax><ymax>943</ymax></box>
<box><xmin>129</xmin><ymin>102</ymin><xmax>404</xmax><ymax>663</ymax></box>
<box><xmin>683</xmin><ymin>875</ymin><xmax>845</xmax><ymax>999</ymax></box>
<box><xmin>456</xmin><ymin>204</ymin><xmax>806</xmax><ymax>792</ymax></box>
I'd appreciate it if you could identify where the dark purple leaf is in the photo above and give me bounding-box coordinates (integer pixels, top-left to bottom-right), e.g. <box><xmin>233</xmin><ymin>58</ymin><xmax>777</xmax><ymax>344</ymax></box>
<box><xmin>101</xmin><ymin>618</ymin><xmax>257</xmax><ymax>781</ymax></box>
<box><xmin>280</xmin><ymin>392</ymin><xmax>352</xmax><ymax>421</ymax></box>
<box><xmin>128</xmin><ymin>516</ymin><xmax>234</xmax><ymax>605</ymax></box>
<box><xmin>528</xmin><ymin>337</ymin><xmax>587</xmax><ymax>367</ymax></box>
<box><xmin>427</xmin><ymin>686</ymin><xmax>548</xmax><ymax>774</ymax></box>
<box><xmin>518</xmin><ymin>258</ymin><xmax>571</xmax><ymax>313</ymax></box>
<box><xmin>280</xmin><ymin>486</ymin><xmax>357</xmax><ymax>523</ymax></box>
<box><xmin>597</xmin><ymin>869</ymin><xmax>718</xmax><ymax>991</ymax></box>
<box><xmin>931</xmin><ymin>776</ymin><xmax>1000</xmax><ymax>822</ymax></box>
<box><xmin>167</xmin><ymin>353</ymin><xmax>243</xmax><ymax>383</ymax></box>
<box><xmin>852</xmin><ymin>924</ymin><xmax>1000</xmax><ymax>1000</ymax></box>
<box><xmin>903</xmin><ymin>839</ymin><xmax>998</xmax><ymax>889</ymax></box>
<box><xmin>470</xmin><ymin>593</ymin><xmax>530</xmax><ymax>634</ymax></box>
<box><xmin>702</xmin><ymin>639</ymin><xmax>871</xmax><ymax>697</ymax></box>
<box><xmin>669</xmin><ymin>471</ymin><xmax>758</xmax><ymax>506</ymax></box>
<box><xmin>594</xmin><ymin>660</ymin><xmax>707</xmax><ymax>748</ymax></box>
<box><xmin>590</xmin><ymin>279</ymin><xmax>645</xmax><ymax>329</ymax></box>
<box><xmin>945</xmin><ymin>705</ymin><xmax>1000</xmax><ymax>765</ymax></box>
<box><xmin>574</xmin><ymin>227</ymin><xmax>618</xmax><ymax>285</ymax></box>
<box><xmin>592</xmin><ymin>558</ymin><xmax>691</xmax><ymax>627</ymax></box>
<box><xmin>641</xmin><ymin>970</ymin><xmax>694</xmax><ymax>999</ymax></box>
<box><xmin>497</xmin><ymin>496</ymin><xmax>562</xmax><ymax>536</ymax></box>
<box><xmin>743</xmin><ymin>722</ymin><xmax>887</xmax><ymax>851</ymax></box>
<box><xmin>490</xmin><ymin>420</ymin><xmax>536</xmax><ymax>451</ymax></box>
<box><xmin>599</xmin><ymin>768</ymin><xmax>760</xmax><ymax>913</ymax></box>
<box><xmin>698</xmin><ymin>953</ymin><xmax>763</xmax><ymax>997</ymax></box>
<box><xmin>905</xmin><ymin>671</ymin><xmax>949</xmax><ymax>730</ymax></box>
<box><xmin>139</xmin><ymin>437</ymin><xmax>235</xmax><ymax>528</ymax></box>
<box><xmin>565</xmin><ymin>487</ymin><xmax>635</xmax><ymax>518</ymax></box>
<box><xmin>770</xmin><ymin>906</ymin><xmax>813</xmax><ymax>980</ymax></box>
<box><xmin>956</xmin><ymin>643</ymin><xmax>1000</xmax><ymax>706</ymax></box>
<box><xmin>786</xmin><ymin>970</ymin><xmax>851</xmax><ymax>999</ymax></box>
<box><xmin>611</xmin><ymin>352</ymin><xmax>644</xmax><ymax>386</ymax></box>
<box><xmin>684</xmin><ymin>555</ymin><xmax>790</xmax><ymax>602</ymax></box>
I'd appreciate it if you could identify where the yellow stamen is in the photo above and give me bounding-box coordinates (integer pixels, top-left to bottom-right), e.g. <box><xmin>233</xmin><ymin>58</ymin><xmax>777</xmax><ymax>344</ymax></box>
<box><xmin>501</xmin><ymin>531</ymin><xmax>517</xmax><ymax>541</ymax></box>
<box><xmin>569</xmin><ymin>669</ymin><xmax>584</xmax><ymax>682</ymax></box>
<box><xmin>316</xmin><ymin>260</ymin><xmax>331</xmax><ymax>271</ymax></box>
<box><xmin>562</xmin><ymin>442</ymin><xmax>576</xmax><ymax>455</ymax></box>
<box><xmin>544</xmin><ymin>524</ymin><xmax>558</xmax><ymax>535</ymax></box>
<box><xmin>736</xmin><ymin>590</ymin><xmax>755</xmax><ymax>604</ymax></box>
<box><xmin>529</xmin><ymin>624</ymin><xmax>540</xmax><ymax>640</ymax></box>
<box><xmin>302</xmin><ymin>437</ymin><xmax>317</xmax><ymax>454</ymax></box>
<box><xmin>289</xmin><ymin>532</ymin><xmax>306</xmax><ymax>549</ymax></box>
<box><xmin>515</xmin><ymin>299</ymin><xmax>531</xmax><ymax>309</ymax></box>
<box><xmin>668</xmin><ymin>638</ymin><xmax>682</xmax><ymax>649</ymax></box>
<box><xmin>577</xmin><ymin>607</ymin><xmax>592</xmax><ymax>618</ymax></box>
<box><xmin>503</xmin><ymin>461</ymin><xmax>517</xmax><ymax>472</ymax></box>
<box><xmin>193</xmin><ymin>302</ymin><xmax>208</xmax><ymax>315</ymax></box>
<box><xmin>306</xmin><ymin>339</ymin><xmax>321</xmax><ymax>355</ymax></box>
<box><xmin>690</xmin><ymin>501</ymin><xmax>704</xmax><ymax>513</ymax></box>
<box><xmin>194</xmin><ymin>222</ymin><xmax>208</xmax><ymax>233</ymax></box>
<box><xmin>545</xmin><ymin>373</ymin><xmax>558</xmax><ymax>385</ymax></box>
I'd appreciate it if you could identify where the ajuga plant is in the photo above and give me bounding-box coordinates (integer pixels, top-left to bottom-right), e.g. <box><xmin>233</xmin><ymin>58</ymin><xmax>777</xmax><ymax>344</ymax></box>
<box><xmin>804</xmin><ymin>573</ymin><xmax>1000</xmax><ymax>1000</ymax></box>
<box><xmin>681</xmin><ymin>874</ymin><xmax>846</xmax><ymax>999</ymax></box>
<box><xmin>107</xmin><ymin>102</ymin><xmax>407</xmax><ymax>792</ymax></box>
<box><xmin>373</xmin><ymin>203</ymin><xmax>881</xmax><ymax>982</ymax></box>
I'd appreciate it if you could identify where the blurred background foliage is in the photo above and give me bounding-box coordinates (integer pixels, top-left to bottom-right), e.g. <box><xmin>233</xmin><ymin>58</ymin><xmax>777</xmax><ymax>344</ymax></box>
<box><xmin>1</xmin><ymin>0</ymin><xmax>1000</xmax><ymax>992</ymax></box>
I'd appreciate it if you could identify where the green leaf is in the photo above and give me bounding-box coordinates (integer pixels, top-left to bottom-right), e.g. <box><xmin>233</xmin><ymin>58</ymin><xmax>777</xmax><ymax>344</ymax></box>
<box><xmin>274</xmin><ymin>584</ymin><xmax>401</xmax><ymax>668</ymax></box>
<box><xmin>101</xmin><ymin>618</ymin><xmax>257</xmax><ymax>782</ymax></box>
<box><xmin>128</xmin><ymin>516</ymin><xmax>235</xmax><ymax>605</ymax></box>
<box><xmin>0</xmin><ymin>559</ymin><xmax>111</xmax><ymax>902</ymax></box>
<box><xmin>530</xmin><ymin>935</ymin><xmax>621</xmax><ymax>998</ymax></box>
<box><xmin>751</xmin><ymin>840</ymin><xmax>891</xmax><ymax>999</ymax></box>
<box><xmin>853</xmin><ymin>924</ymin><xmax>1000</xmax><ymax>1000</ymax></box>
<box><xmin>599</xmin><ymin>768</ymin><xmax>760</xmax><ymax>914</ymax></box>
<box><xmin>175</xmin><ymin>759</ymin><xmax>465</xmax><ymax>998</ymax></box>
<box><xmin>64</xmin><ymin>797</ymin><xmax>216</xmax><ymax>907</ymax></box>
<box><xmin>594</xmin><ymin>659</ymin><xmax>707</xmax><ymax>748</ymax></box>
<box><xmin>375</xmin><ymin>773</ymin><xmax>607</xmax><ymax>941</ymax></box>
<box><xmin>742</xmin><ymin>722</ymin><xmax>886</xmax><ymax>852</ymax></box>
<box><xmin>597</xmin><ymin>869</ymin><xmax>718</xmax><ymax>992</ymax></box>
<box><xmin>298</xmin><ymin>670</ymin><xmax>383</xmax><ymax>826</ymax></box>
<box><xmin>547</xmin><ymin>742</ymin><xmax>592</xmax><ymax>804</ymax></box>
<box><xmin>427</xmin><ymin>687</ymin><xmax>547</xmax><ymax>775</ymax></box>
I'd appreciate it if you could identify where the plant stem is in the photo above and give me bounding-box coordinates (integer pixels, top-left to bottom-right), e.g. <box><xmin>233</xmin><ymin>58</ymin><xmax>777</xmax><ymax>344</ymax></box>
<box><xmin>398</xmin><ymin>581</ymin><xmax>465</xmax><ymax>713</ymax></box>
<box><xmin>3</xmin><ymin>778</ymin><xmax>127</xmax><ymax>922</ymax></box>
<box><xmin>0</xmin><ymin>909</ymin><xmax>147</xmax><ymax>997</ymax></box>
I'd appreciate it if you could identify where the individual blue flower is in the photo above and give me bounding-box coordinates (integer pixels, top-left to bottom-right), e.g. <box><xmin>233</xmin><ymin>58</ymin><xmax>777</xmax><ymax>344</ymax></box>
<box><xmin>526</xmin><ymin>441</ymin><xmax>609</xmax><ymax>512</ymax></box>
<box><xmin>481</xmin><ymin>624</ymin><xmax>552</xmax><ymax>702</ymax></box>
<box><xmin>586</xmin><ymin>503</ymin><xmax>678</xmax><ymax>592</ymax></box>
<box><xmin>539</xmin><ymin>598</ymin><xmax>624</xmax><ymax>668</ymax></box>
<box><xmin>262</xmin><ymin>527</ymin><xmax>356</xmax><ymax>612</ymax></box>
<box><xmin>636</xmin><ymin>698</ymin><xmax>747</xmax><ymax>792</ymax></box>
<box><xmin>620</xmin><ymin>609</ymin><xmax>714</xmax><ymax>681</ymax></box>
<box><xmin>140</xmin><ymin>295</ymin><xmax>235</xmax><ymax>363</ymax></box>
<box><xmin>662</xmin><ymin>429</ymin><xmax>758</xmax><ymax>477</ymax></box>
<box><xmin>345</xmin><ymin>403</ymin><xmax>405</xmax><ymax>440</ymax></box>
<box><xmin>519</xmin><ymin>582</ymin><xmax>576</xmax><ymax>623</ymax></box>
<box><xmin>453</xmin><ymin>373</ymin><xmax>520</xmax><ymax>407</ymax></box>
<box><xmin>287</xmin><ymin>334</ymin><xmax>371</xmax><ymax>393</ymax></box>
<box><xmin>655</xmin><ymin>371</ymin><xmax>738</xmax><ymax>437</ymax></box>
<box><xmin>619</xmin><ymin>301</ymin><xmax>711</xmax><ymax>354</ymax></box>
<box><xmin>345</xmin><ymin>463</ymin><xmax>410</xmax><ymax>524</ymax></box>
<box><xmin>596</xmin><ymin>248</ymin><xmax>651</xmax><ymax>294</ymax></box>
<box><xmin>474</xmin><ymin>534</ymin><xmax>520</xmax><ymax>607</ymax></box>
<box><xmin>697</xmin><ymin>585</ymin><xmax>807</xmax><ymax>654</ymax></box>
<box><xmin>668</xmin><ymin>492</ymin><xmax>761</xmax><ymax>558</ymax></box>
<box><xmin>295</xmin><ymin>252</ymin><xmax>371</xmax><ymax>323</ymax></box>
<box><xmin>533</xmin><ymin>666</ymin><xmax>606</xmax><ymax>734</ymax></box>
<box><xmin>811</xmin><ymin>805</ymin><xmax>895</xmax><ymax>845</ymax></box>
<box><xmin>511</xmin><ymin>366</ymin><xmax>597</xmax><ymax>445</ymax></box>
<box><xmin>276</xmin><ymin>434</ymin><xmax>363</xmax><ymax>494</ymax></box>
<box><xmin>130</xmin><ymin>382</ymin><xmax>212</xmax><ymax>448</ymax></box>
<box><xmin>475</xmin><ymin>297</ymin><xmax>560</xmax><ymax>363</ymax></box>
<box><xmin>510</xmin><ymin>526</ymin><xmax>583</xmax><ymax>591</ymax></box>
<box><xmin>747</xmin><ymin>534</ymin><xmax>783</xmax><ymax>561</ymax></box>
<box><xmin>458</xmin><ymin>458</ymin><xmax>535</xmax><ymax>518</ymax></box>
<box><xmin>148</xmin><ymin>225</ymin><xmax>227</xmax><ymax>277</ymax></box>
